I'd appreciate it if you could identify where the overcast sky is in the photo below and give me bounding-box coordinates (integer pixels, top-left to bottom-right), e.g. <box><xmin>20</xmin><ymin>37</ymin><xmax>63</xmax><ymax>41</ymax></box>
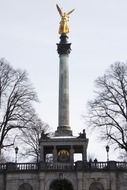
<box><xmin>0</xmin><ymin>0</ymin><xmax>127</xmax><ymax>161</ymax></box>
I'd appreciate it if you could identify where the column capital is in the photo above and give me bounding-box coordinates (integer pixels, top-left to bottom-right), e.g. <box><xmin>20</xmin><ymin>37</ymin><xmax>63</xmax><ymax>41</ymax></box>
<box><xmin>57</xmin><ymin>34</ymin><xmax>71</xmax><ymax>55</ymax></box>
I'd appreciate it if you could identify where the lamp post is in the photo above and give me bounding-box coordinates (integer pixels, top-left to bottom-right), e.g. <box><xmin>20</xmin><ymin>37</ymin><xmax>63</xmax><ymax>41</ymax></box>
<box><xmin>15</xmin><ymin>147</ymin><xmax>19</xmax><ymax>163</ymax></box>
<box><xmin>106</xmin><ymin>145</ymin><xmax>109</xmax><ymax>162</ymax></box>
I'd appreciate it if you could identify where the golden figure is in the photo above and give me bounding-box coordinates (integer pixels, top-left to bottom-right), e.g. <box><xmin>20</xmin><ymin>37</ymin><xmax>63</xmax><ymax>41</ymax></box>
<box><xmin>56</xmin><ymin>4</ymin><xmax>75</xmax><ymax>34</ymax></box>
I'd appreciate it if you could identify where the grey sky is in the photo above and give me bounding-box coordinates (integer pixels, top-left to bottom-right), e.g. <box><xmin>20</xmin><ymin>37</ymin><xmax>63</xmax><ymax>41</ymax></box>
<box><xmin>0</xmin><ymin>0</ymin><xmax>127</xmax><ymax>160</ymax></box>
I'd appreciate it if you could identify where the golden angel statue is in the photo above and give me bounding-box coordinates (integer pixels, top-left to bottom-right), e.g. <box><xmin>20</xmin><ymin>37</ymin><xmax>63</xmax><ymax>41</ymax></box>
<box><xmin>56</xmin><ymin>4</ymin><xmax>75</xmax><ymax>34</ymax></box>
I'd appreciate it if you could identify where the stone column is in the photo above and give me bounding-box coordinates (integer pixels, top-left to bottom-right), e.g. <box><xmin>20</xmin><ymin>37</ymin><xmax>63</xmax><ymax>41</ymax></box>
<box><xmin>70</xmin><ymin>146</ymin><xmax>74</xmax><ymax>163</ymax></box>
<box><xmin>58</xmin><ymin>54</ymin><xmax>69</xmax><ymax>127</ymax></box>
<box><xmin>40</xmin><ymin>146</ymin><xmax>44</xmax><ymax>162</ymax></box>
<box><xmin>82</xmin><ymin>145</ymin><xmax>87</xmax><ymax>162</ymax></box>
<box><xmin>55</xmin><ymin>34</ymin><xmax>72</xmax><ymax>136</ymax></box>
<box><xmin>53</xmin><ymin>146</ymin><xmax>57</xmax><ymax>163</ymax></box>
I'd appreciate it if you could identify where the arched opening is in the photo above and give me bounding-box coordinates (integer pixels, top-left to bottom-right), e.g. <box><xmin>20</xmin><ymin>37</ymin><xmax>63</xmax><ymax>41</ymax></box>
<box><xmin>49</xmin><ymin>179</ymin><xmax>73</xmax><ymax>190</ymax></box>
<box><xmin>89</xmin><ymin>182</ymin><xmax>104</xmax><ymax>190</ymax></box>
<box><xmin>18</xmin><ymin>183</ymin><xmax>33</xmax><ymax>190</ymax></box>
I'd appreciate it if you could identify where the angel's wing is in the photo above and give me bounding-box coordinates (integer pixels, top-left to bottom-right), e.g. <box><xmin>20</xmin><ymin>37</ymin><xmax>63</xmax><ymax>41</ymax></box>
<box><xmin>67</xmin><ymin>9</ymin><xmax>75</xmax><ymax>15</ymax></box>
<box><xmin>56</xmin><ymin>4</ymin><xmax>63</xmax><ymax>16</ymax></box>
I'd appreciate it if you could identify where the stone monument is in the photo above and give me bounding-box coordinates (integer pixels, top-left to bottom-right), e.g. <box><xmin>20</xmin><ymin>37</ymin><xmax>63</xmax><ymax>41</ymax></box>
<box><xmin>0</xmin><ymin>4</ymin><xmax>127</xmax><ymax>190</ymax></box>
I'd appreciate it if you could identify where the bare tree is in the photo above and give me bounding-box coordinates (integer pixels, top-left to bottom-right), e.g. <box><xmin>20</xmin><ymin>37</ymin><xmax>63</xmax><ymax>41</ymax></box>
<box><xmin>87</xmin><ymin>62</ymin><xmax>127</xmax><ymax>152</ymax></box>
<box><xmin>19</xmin><ymin>115</ymin><xmax>50</xmax><ymax>162</ymax></box>
<box><xmin>0</xmin><ymin>58</ymin><xmax>38</xmax><ymax>155</ymax></box>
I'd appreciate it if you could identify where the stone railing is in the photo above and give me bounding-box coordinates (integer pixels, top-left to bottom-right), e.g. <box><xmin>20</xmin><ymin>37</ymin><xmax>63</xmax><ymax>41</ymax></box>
<box><xmin>0</xmin><ymin>161</ymin><xmax>127</xmax><ymax>172</ymax></box>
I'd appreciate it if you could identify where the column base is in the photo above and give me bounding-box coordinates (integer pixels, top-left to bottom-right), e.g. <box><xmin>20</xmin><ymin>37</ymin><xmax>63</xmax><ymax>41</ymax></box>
<box><xmin>55</xmin><ymin>126</ymin><xmax>72</xmax><ymax>136</ymax></box>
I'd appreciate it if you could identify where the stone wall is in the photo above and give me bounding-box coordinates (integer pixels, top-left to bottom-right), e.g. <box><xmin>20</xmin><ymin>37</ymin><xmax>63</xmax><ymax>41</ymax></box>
<box><xmin>0</xmin><ymin>170</ymin><xmax>127</xmax><ymax>190</ymax></box>
<box><xmin>0</xmin><ymin>173</ymin><xmax>5</xmax><ymax>190</ymax></box>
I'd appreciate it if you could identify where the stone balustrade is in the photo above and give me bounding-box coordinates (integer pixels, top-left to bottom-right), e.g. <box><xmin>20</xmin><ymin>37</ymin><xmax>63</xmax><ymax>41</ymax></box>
<box><xmin>0</xmin><ymin>161</ymin><xmax>127</xmax><ymax>172</ymax></box>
